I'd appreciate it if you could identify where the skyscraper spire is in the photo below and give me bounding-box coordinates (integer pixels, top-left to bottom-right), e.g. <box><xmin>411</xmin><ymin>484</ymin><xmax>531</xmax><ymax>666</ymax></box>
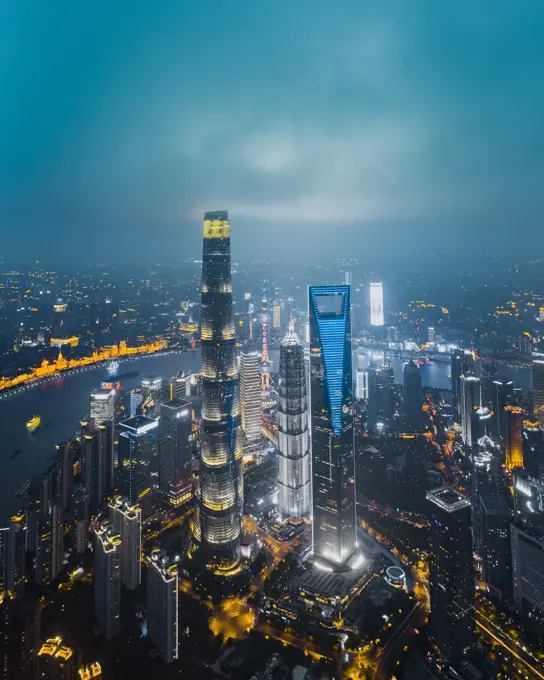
<box><xmin>194</xmin><ymin>211</ymin><xmax>243</xmax><ymax>575</ymax></box>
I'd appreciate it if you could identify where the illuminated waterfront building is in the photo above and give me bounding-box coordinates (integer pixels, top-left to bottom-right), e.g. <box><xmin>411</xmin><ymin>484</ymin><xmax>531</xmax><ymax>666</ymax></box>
<box><xmin>239</xmin><ymin>344</ymin><xmax>262</xmax><ymax>455</ymax></box>
<box><xmin>403</xmin><ymin>359</ymin><xmax>422</xmax><ymax>431</ymax></box>
<box><xmin>369</xmin><ymin>281</ymin><xmax>384</xmax><ymax>327</ymax></box>
<box><xmin>94</xmin><ymin>524</ymin><xmax>121</xmax><ymax>640</ymax></box>
<box><xmin>89</xmin><ymin>388</ymin><xmax>115</xmax><ymax>425</ymax></box>
<box><xmin>460</xmin><ymin>374</ymin><xmax>481</xmax><ymax>448</ymax></box>
<box><xmin>147</xmin><ymin>549</ymin><xmax>179</xmax><ymax>663</ymax></box>
<box><xmin>277</xmin><ymin>328</ymin><xmax>310</xmax><ymax>520</ymax></box>
<box><xmin>158</xmin><ymin>400</ymin><xmax>193</xmax><ymax>508</ymax></box>
<box><xmin>426</xmin><ymin>487</ymin><xmax>474</xmax><ymax>664</ymax></box>
<box><xmin>533</xmin><ymin>349</ymin><xmax>544</xmax><ymax>428</ymax></box>
<box><xmin>118</xmin><ymin>416</ymin><xmax>158</xmax><ymax>520</ymax></box>
<box><xmin>109</xmin><ymin>496</ymin><xmax>141</xmax><ymax>590</ymax></box>
<box><xmin>309</xmin><ymin>285</ymin><xmax>356</xmax><ymax>570</ymax></box>
<box><xmin>194</xmin><ymin>211</ymin><xmax>243</xmax><ymax>574</ymax></box>
<box><xmin>141</xmin><ymin>375</ymin><xmax>163</xmax><ymax>419</ymax></box>
<box><xmin>505</xmin><ymin>403</ymin><xmax>524</xmax><ymax>470</ymax></box>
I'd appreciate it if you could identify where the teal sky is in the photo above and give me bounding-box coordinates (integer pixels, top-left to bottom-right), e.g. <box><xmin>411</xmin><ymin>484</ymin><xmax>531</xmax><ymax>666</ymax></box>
<box><xmin>1</xmin><ymin>1</ymin><xmax>544</xmax><ymax>262</ymax></box>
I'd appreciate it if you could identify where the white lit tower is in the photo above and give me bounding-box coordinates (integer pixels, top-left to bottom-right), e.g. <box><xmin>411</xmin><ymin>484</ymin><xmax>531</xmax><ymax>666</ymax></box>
<box><xmin>109</xmin><ymin>496</ymin><xmax>142</xmax><ymax>590</ymax></box>
<box><xmin>259</xmin><ymin>304</ymin><xmax>272</xmax><ymax>393</ymax></box>
<box><xmin>277</xmin><ymin>326</ymin><xmax>311</xmax><ymax>520</ymax></box>
<box><xmin>194</xmin><ymin>211</ymin><xmax>243</xmax><ymax>575</ymax></box>
<box><xmin>239</xmin><ymin>344</ymin><xmax>262</xmax><ymax>455</ymax></box>
<box><xmin>147</xmin><ymin>549</ymin><xmax>179</xmax><ymax>663</ymax></box>
<box><xmin>370</xmin><ymin>282</ymin><xmax>384</xmax><ymax>327</ymax></box>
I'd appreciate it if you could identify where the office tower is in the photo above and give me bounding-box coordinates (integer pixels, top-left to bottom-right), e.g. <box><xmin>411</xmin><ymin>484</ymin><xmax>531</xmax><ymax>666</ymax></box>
<box><xmin>309</xmin><ymin>285</ymin><xmax>357</xmax><ymax>569</ymax></box>
<box><xmin>356</xmin><ymin>368</ymin><xmax>368</xmax><ymax>400</ymax></box>
<box><xmin>56</xmin><ymin>441</ymin><xmax>73</xmax><ymax>510</ymax></box>
<box><xmin>511</xmin><ymin>472</ymin><xmax>544</xmax><ymax>629</ymax></box>
<box><xmin>109</xmin><ymin>496</ymin><xmax>141</xmax><ymax>590</ymax></box>
<box><xmin>158</xmin><ymin>400</ymin><xmax>193</xmax><ymax>508</ymax></box>
<box><xmin>344</xmin><ymin>271</ymin><xmax>352</xmax><ymax>286</ymax></box>
<box><xmin>259</xmin><ymin>308</ymin><xmax>272</xmax><ymax>392</ymax></box>
<box><xmin>277</xmin><ymin>328</ymin><xmax>310</xmax><ymax>520</ymax></box>
<box><xmin>471</xmin><ymin>406</ymin><xmax>493</xmax><ymax>443</ymax></box>
<box><xmin>272</xmin><ymin>304</ymin><xmax>281</xmax><ymax>328</ymax></box>
<box><xmin>491</xmin><ymin>378</ymin><xmax>513</xmax><ymax>441</ymax></box>
<box><xmin>81</xmin><ymin>422</ymin><xmax>114</xmax><ymax>514</ymax></box>
<box><xmin>369</xmin><ymin>282</ymin><xmax>384</xmax><ymax>326</ymax></box>
<box><xmin>523</xmin><ymin>420</ymin><xmax>544</xmax><ymax>478</ymax></box>
<box><xmin>480</xmin><ymin>362</ymin><xmax>498</xmax><ymax>407</ymax></box>
<box><xmin>239</xmin><ymin>344</ymin><xmax>262</xmax><ymax>455</ymax></box>
<box><xmin>25</xmin><ymin>475</ymin><xmax>52</xmax><ymax>554</ymax></box>
<box><xmin>37</xmin><ymin>637</ymin><xmax>80</xmax><ymax>679</ymax></box>
<box><xmin>141</xmin><ymin>376</ymin><xmax>163</xmax><ymax>419</ymax></box>
<box><xmin>403</xmin><ymin>359</ymin><xmax>423</xmax><ymax>431</ymax></box>
<box><xmin>367</xmin><ymin>365</ymin><xmax>394</xmax><ymax>433</ymax></box>
<box><xmin>94</xmin><ymin>524</ymin><xmax>121</xmax><ymax>640</ymax></box>
<box><xmin>426</xmin><ymin>487</ymin><xmax>474</xmax><ymax>664</ymax></box>
<box><xmin>129</xmin><ymin>388</ymin><xmax>142</xmax><ymax>417</ymax></box>
<box><xmin>460</xmin><ymin>375</ymin><xmax>481</xmax><ymax>448</ymax></box>
<box><xmin>118</xmin><ymin>416</ymin><xmax>158</xmax><ymax>520</ymax></box>
<box><xmin>194</xmin><ymin>211</ymin><xmax>243</xmax><ymax>575</ymax></box>
<box><xmin>147</xmin><ymin>549</ymin><xmax>179</xmax><ymax>664</ymax></box>
<box><xmin>451</xmin><ymin>350</ymin><xmax>465</xmax><ymax>415</ymax></box>
<box><xmin>169</xmin><ymin>372</ymin><xmax>190</xmax><ymax>401</ymax></box>
<box><xmin>505</xmin><ymin>403</ymin><xmax>524</xmax><ymax>470</ymax></box>
<box><xmin>89</xmin><ymin>388</ymin><xmax>116</xmax><ymax>425</ymax></box>
<box><xmin>427</xmin><ymin>326</ymin><xmax>436</xmax><ymax>343</ymax></box>
<box><xmin>533</xmin><ymin>349</ymin><xmax>544</xmax><ymax>428</ymax></box>
<box><xmin>480</xmin><ymin>495</ymin><xmax>512</xmax><ymax>602</ymax></box>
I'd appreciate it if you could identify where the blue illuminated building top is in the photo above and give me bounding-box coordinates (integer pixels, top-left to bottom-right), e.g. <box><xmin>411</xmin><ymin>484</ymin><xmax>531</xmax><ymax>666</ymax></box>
<box><xmin>309</xmin><ymin>285</ymin><xmax>350</xmax><ymax>436</ymax></box>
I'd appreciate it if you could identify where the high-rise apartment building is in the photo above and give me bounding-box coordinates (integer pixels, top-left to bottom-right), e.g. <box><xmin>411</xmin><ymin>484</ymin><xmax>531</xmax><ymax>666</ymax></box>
<box><xmin>158</xmin><ymin>400</ymin><xmax>193</xmax><ymax>508</ymax></box>
<box><xmin>118</xmin><ymin>416</ymin><xmax>158</xmax><ymax>520</ymax></box>
<box><xmin>369</xmin><ymin>282</ymin><xmax>384</xmax><ymax>326</ymax></box>
<box><xmin>109</xmin><ymin>496</ymin><xmax>142</xmax><ymax>590</ymax></box>
<box><xmin>56</xmin><ymin>441</ymin><xmax>73</xmax><ymax>510</ymax></box>
<box><xmin>81</xmin><ymin>422</ymin><xmax>114</xmax><ymax>514</ymax></box>
<box><xmin>426</xmin><ymin>487</ymin><xmax>474</xmax><ymax>664</ymax></box>
<box><xmin>403</xmin><ymin>359</ymin><xmax>423</xmax><ymax>431</ymax></box>
<box><xmin>239</xmin><ymin>344</ymin><xmax>262</xmax><ymax>455</ymax></box>
<box><xmin>460</xmin><ymin>375</ymin><xmax>481</xmax><ymax>448</ymax></box>
<box><xmin>194</xmin><ymin>211</ymin><xmax>243</xmax><ymax>575</ymax></box>
<box><xmin>94</xmin><ymin>524</ymin><xmax>121</xmax><ymax>640</ymax></box>
<box><xmin>277</xmin><ymin>328</ymin><xmax>310</xmax><ymax>520</ymax></box>
<box><xmin>147</xmin><ymin>549</ymin><xmax>179</xmax><ymax>664</ymax></box>
<box><xmin>309</xmin><ymin>285</ymin><xmax>356</xmax><ymax>570</ymax></box>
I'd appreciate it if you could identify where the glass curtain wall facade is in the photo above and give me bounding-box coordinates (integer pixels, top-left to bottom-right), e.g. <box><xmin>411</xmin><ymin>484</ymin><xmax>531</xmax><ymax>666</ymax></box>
<box><xmin>309</xmin><ymin>285</ymin><xmax>356</xmax><ymax>570</ymax></box>
<box><xmin>194</xmin><ymin>211</ymin><xmax>243</xmax><ymax>574</ymax></box>
<box><xmin>277</xmin><ymin>329</ymin><xmax>311</xmax><ymax>520</ymax></box>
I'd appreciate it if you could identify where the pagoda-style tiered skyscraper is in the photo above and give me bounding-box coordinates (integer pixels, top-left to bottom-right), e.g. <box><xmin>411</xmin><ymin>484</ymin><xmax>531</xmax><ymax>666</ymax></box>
<box><xmin>277</xmin><ymin>326</ymin><xmax>311</xmax><ymax>520</ymax></box>
<box><xmin>194</xmin><ymin>211</ymin><xmax>243</xmax><ymax>574</ymax></box>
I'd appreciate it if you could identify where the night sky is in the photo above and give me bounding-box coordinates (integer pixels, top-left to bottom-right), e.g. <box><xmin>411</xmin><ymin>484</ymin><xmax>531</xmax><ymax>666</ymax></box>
<box><xmin>2</xmin><ymin>1</ymin><xmax>544</xmax><ymax>262</ymax></box>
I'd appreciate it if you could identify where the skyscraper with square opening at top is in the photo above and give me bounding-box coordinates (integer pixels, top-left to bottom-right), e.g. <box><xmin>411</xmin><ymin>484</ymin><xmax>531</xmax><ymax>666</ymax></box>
<box><xmin>309</xmin><ymin>285</ymin><xmax>357</xmax><ymax>570</ymax></box>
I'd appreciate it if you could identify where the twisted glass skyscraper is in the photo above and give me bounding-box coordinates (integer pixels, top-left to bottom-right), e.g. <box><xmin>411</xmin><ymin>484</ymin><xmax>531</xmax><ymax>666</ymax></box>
<box><xmin>309</xmin><ymin>285</ymin><xmax>356</xmax><ymax>570</ymax></box>
<box><xmin>277</xmin><ymin>328</ymin><xmax>310</xmax><ymax>520</ymax></box>
<box><xmin>194</xmin><ymin>211</ymin><xmax>243</xmax><ymax>574</ymax></box>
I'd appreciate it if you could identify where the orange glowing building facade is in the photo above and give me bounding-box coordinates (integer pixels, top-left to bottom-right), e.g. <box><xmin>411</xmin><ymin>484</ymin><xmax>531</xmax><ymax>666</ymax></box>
<box><xmin>505</xmin><ymin>404</ymin><xmax>524</xmax><ymax>469</ymax></box>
